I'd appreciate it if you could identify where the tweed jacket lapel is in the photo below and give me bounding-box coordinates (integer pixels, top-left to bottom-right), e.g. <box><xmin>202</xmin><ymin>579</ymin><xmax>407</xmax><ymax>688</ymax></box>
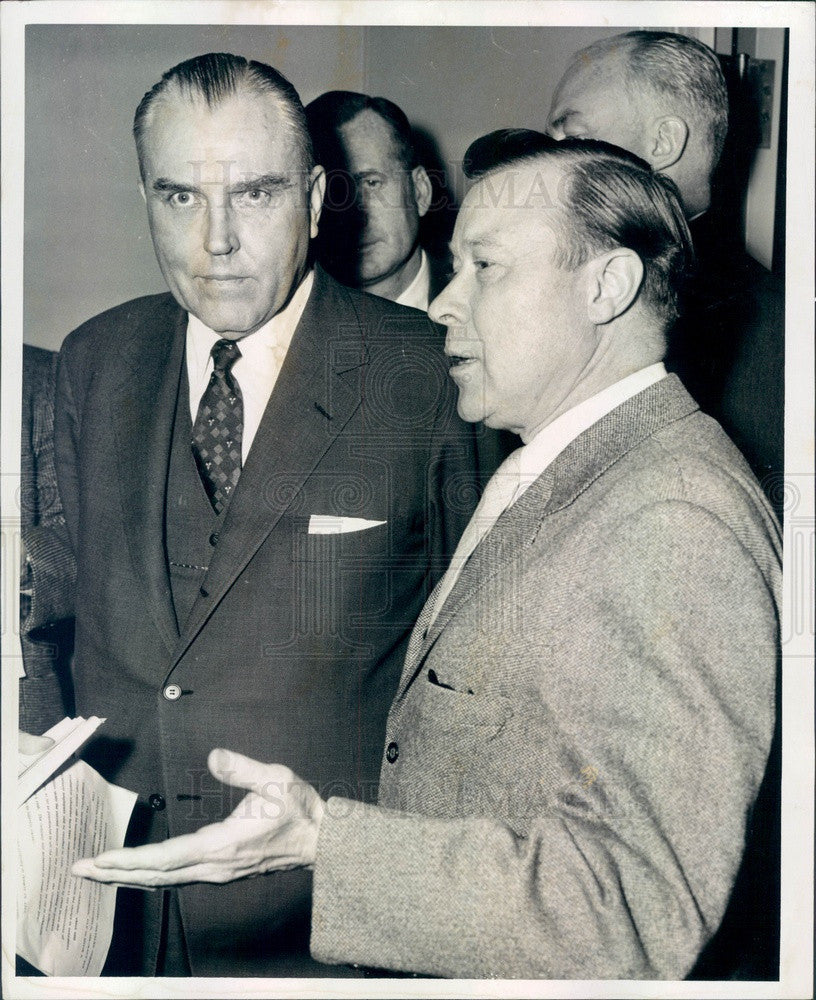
<box><xmin>394</xmin><ymin>375</ymin><xmax>700</xmax><ymax>702</ymax></box>
<box><xmin>111</xmin><ymin>295</ymin><xmax>186</xmax><ymax>654</ymax></box>
<box><xmin>173</xmin><ymin>269</ymin><xmax>369</xmax><ymax>662</ymax></box>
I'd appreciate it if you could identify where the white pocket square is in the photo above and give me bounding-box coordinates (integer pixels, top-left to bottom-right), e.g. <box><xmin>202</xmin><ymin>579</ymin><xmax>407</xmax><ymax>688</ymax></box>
<box><xmin>308</xmin><ymin>515</ymin><xmax>387</xmax><ymax>535</ymax></box>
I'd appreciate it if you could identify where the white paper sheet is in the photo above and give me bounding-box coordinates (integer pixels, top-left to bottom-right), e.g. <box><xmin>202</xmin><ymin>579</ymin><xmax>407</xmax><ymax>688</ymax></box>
<box><xmin>18</xmin><ymin>715</ymin><xmax>105</xmax><ymax>805</ymax></box>
<box><xmin>16</xmin><ymin>758</ymin><xmax>137</xmax><ymax>976</ymax></box>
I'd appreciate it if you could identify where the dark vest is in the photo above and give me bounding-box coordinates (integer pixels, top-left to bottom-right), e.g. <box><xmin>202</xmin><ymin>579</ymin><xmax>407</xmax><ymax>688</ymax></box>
<box><xmin>165</xmin><ymin>366</ymin><xmax>225</xmax><ymax>629</ymax></box>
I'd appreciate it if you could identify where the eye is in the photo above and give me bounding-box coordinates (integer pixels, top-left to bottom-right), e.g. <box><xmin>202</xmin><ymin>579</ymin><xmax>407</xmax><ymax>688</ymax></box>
<box><xmin>473</xmin><ymin>258</ymin><xmax>505</xmax><ymax>282</ymax></box>
<box><xmin>235</xmin><ymin>188</ymin><xmax>272</xmax><ymax>207</ymax></box>
<box><xmin>168</xmin><ymin>190</ymin><xmax>198</xmax><ymax>208</ymax></box>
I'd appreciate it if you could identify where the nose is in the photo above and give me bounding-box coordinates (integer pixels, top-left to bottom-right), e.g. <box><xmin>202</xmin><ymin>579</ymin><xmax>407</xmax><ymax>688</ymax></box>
<box><xmin>204</xmin><ymin>201</ymin><xmax>238</xmax><ymax>256</ymax></box>
<box><xmin>429</xmin><ymin>273</ymin><xmax>467</xmax><ymax>328</ymax></box>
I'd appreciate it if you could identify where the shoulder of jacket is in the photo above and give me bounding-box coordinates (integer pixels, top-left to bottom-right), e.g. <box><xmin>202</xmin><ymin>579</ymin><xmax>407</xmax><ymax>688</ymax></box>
<box><xmin>62</xmin><ymin>292</ymin><xmax>178</xmax><ymax>353</ymax></box>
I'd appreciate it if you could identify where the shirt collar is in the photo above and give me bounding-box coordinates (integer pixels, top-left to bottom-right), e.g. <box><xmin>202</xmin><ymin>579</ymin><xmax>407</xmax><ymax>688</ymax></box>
<box><xmin>186</xmin><ymin>269</ymin><xmax>314</xmax><ymax>371</ymax></box>
<box><xmin>516</xmin><ymin>363</ymin><xmax>668</xmax><ymax>491</ymax></box>
<box><xmin>395</xmin><ymin>249</ymin><xmax>431</xmax><ymax>312</ymax></box>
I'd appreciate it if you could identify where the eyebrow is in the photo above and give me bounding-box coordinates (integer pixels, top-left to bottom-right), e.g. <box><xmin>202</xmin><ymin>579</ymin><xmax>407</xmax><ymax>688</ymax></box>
<box><xmin>152</xmin><ymin>178</ymin><xmax>198</xmax><ymax>195</ymax></box>
<box><xmin>231</xmin><ymin>173</ymin><xmax>293</xmax><ymax>192</ymax></box>
<box><xmin>352</xmin><ymin>169</ymin><xmax>387</xmax><ymax>180</ymax></box>
<box><xmin>151</xmin><ymin>173</ymin><xmax>293</xmax><ymax>195</ymax></box>
<box><xmin>449</xmin><ymin>235</ymin><xmax>506</xmax><ymax>255</ymax></box>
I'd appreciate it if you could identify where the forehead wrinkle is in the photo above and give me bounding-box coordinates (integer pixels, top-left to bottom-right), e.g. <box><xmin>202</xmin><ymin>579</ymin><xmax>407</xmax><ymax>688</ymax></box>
<box><xmin>452</xmin><ymin>216</ymin><xmax>553</xmax><ymax>259</ymax></box>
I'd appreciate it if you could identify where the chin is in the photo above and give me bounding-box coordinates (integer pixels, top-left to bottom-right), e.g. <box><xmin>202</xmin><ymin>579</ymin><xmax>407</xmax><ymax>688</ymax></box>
<box><xmin>455</xmin><ymin>397</ymin><xmax>485</xmax><ymax>426</ymax></box>
<box><xmin>198</xmin><ymin>309</ymin><xmax>255</xmax><ymax>336</ymax></box>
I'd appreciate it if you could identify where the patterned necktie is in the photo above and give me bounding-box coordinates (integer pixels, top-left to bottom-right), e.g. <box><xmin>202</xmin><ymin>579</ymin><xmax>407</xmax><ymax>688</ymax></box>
<box><xmin>191</xmin><ymin>339</ymin><xmax>244</xmax><ymax>514</ymax></box>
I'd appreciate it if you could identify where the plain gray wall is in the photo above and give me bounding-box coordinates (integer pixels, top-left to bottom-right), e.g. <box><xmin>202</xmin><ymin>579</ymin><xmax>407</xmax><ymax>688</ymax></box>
<box><xmin>24</xmin><ymin>24</ymin><xmax>620</xmax><ymax>350</ymax></box>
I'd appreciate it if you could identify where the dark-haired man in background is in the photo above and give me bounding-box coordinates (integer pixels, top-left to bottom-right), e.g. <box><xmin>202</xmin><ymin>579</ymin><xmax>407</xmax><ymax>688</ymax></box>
<box><xmin>306</xmin><ymin>90</ymin><xmax>446</xmax><ymax>311</ymax></box>
<box><xmin>77</xmin><ymin>133</ymin><xmax>781</xmax><ymax>981</ymax></box>
<box><xmin>547</xmin><ymin>29</ymin><xmax>784</xmax><ymax>504</ymax></box>
<box><xmin>307</xmin><ymin>89</ymin><xmax>511</xmax><ymax>486</ymax></box>
<box><xmin>54</xmin><ymin>52</ymin><xmax>478</xmax><ymax>977</ymax></box>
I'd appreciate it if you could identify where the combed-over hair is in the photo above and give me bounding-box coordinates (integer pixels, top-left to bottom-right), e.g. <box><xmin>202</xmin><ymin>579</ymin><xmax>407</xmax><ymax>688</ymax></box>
<box><xmin>464</xmin><ymin>129</ymin><xmax>694</xmax><ymax>327</ymax></box>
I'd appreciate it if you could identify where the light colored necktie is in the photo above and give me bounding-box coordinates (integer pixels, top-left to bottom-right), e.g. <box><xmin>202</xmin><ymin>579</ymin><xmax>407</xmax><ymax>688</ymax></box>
<box><xmin>425</xmin><ymin>447</ymin><xmax>523</xmax><ymax>633</ymax></box>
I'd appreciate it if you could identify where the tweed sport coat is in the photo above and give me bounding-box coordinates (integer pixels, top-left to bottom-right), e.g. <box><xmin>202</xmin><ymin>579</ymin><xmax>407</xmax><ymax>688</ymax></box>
<box><xmin>53</xmin><ymin>267</ymin><xmax>480</xmax><ymax>976</ymax></box>
<box><xmin>19</xmin><ymin>345</ymin><xmax>76</xmax><ymax>732</ymax></box>
<box><xmin>311</xmin><ymin>374</ymin><xmax>781</xmax><ymax>980</ymax></box>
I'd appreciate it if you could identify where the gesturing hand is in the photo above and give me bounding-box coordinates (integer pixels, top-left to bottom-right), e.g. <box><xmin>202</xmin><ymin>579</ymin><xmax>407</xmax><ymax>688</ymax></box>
<box><xmin>72</xmin><ymin>748</ymin><xmax>325</xmax><ymax>888</ymax></box>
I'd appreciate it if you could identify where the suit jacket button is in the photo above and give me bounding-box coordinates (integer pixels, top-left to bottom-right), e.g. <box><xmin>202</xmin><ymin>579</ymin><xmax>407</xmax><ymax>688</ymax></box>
<box><xmin>199</xmin><ymin>586</ymin><xmax>209</xmax><ymax>597</ymax></box>
<box><xmin>163</xmin><ymin>684</ymin><xmax>182</xmax><ymax>701</ymax></box>
<box><xmin>209</xmin><ymin>532</ymin><xmax>219</xmax><ymax>546</ymax></box>
<box><xmin>385</xmin><ymin>741</ymin><xmax>399</xmax><ymax>763</ymax></box>
<box><xmin>148</xmin><ymin>793</ymin><xmax>166</xmax><ymax>811</ymax></box>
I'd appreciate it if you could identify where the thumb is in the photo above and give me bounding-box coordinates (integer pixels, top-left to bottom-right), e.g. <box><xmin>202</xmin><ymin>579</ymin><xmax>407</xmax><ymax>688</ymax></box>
<box><xmin>19</xmin><ymin>731</ymin><xmax>55</xmax><ymax>756</ymax></box>
<box><xmin>207</xmin><ymin>748</ymin><xmax>294</xmax><ymax>796</ymax></box>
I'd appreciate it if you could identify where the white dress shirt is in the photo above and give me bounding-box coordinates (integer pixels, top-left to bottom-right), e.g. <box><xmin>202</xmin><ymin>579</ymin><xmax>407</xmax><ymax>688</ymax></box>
<box><xmin>186</xmin><ymin>271</ymin><xmax>314</xmax><ymax>463</ymax></box>
<box><xmin>512</xmin><ymin>362</ymin><xmax>668</xmax><ymax>504</ymax></box>
<box><xmin>395</xmin><ymin>249</ymin><xmax>432</xmax><ymax>312</ymax></box>
<box><xmin>426</xmin><ymin>363</ymin><xmax>667</xmax><ymax>628</ymax></box>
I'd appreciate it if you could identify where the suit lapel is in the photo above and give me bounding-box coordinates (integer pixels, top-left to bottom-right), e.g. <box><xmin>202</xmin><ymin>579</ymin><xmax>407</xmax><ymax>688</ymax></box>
<box><xmin>394</xmin><ymin>375</ymin><xmax>700</xmax><ymax>701</ymax></box>
<box><xmin>393</xmin><ymin>471</ymin><xmax>554</xmax><ymax>703</ymax></box>
<box><xmin>173</xmin><ymin>270</ymin><xmax>369</xmax><ymax>662</ymax></box>
<box><xmin>112</xmin><ymin>296</ymin><xmax>186</xmax><ymax>654</ymax></box>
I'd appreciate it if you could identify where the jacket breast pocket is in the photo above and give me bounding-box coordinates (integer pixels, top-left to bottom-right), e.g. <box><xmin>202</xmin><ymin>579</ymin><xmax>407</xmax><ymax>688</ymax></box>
<box><xmin>382</xmin><ymin>672</ymin><xmax>517</xmax><ymax>819</ymax></box>
<box><xmin>408</xmin><ymin>669</ymin><xmax>515</xmax><ymax>746</ymax></box>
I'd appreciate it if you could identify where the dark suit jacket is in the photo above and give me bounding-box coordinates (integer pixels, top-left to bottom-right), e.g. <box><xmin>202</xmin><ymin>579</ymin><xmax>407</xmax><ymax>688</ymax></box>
<box><xmin>54</xmin><ymin>268</ymin><xmax>479</xmax><ymax>976</ymax></box>
<box><xmin>19</xmin><ymin>345</ymin><xmax>75</xmax><ymax>732</ymax></box>
<box><xmin>667</xmin><ymin>216</ymin><xmax>784</xmax><ymax>514</ymax></box>
<box><xmin>312</xmin><ymin>376</ymin><xmax>781</xmax><ymax>979</ymax></box>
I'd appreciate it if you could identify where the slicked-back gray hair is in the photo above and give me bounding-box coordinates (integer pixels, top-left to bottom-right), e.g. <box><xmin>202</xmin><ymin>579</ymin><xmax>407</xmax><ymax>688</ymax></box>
<box><xmin>133</xmin><ymin>52</ymin><xmax>314</xmax><ymax>179</ymax></box>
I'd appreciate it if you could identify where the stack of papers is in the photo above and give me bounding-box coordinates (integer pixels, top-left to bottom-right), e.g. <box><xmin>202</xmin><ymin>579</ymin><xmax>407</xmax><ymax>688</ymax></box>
<box><xmin>16</xmin><ymin>717</ymin><xmax>137</xmax><ymax>976</ymax></box>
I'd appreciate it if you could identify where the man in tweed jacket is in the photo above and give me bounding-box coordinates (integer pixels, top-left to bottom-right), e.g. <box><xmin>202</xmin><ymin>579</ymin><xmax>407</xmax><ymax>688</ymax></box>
<box><xmin>19</xmin><ymin>345</ymin><xmax>76</xmax><ymax>732</ymax></box>
<box><xmin>76</xmin><ymin>134</ymin><xmax>781</xmax><ymax>981</ymax></box>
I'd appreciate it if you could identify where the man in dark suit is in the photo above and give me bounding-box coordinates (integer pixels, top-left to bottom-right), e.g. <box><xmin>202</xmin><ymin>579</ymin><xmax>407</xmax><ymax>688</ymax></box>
<box><xmin>54</xmin><ymin>52</ymin><xmax>477</xmax><ymax>977</ymax></box>
<box><xmin>546</xmin><ymin>30</ymin><xmax>784</xmax><ymax>504</ymax></box>
<box><xmin>19</xmin><ymin>345</ymin><xmax>75</xmax><ymax>733</ymax></box>
<box><xmin>305</xmin><ymin>90</ymin><xmax>449</xmax><ymax>311</ymax></box>
<box><xmin>76</xmin><ymin>135</ymin><xmax>781</xmax><ymax>981</ymax></box>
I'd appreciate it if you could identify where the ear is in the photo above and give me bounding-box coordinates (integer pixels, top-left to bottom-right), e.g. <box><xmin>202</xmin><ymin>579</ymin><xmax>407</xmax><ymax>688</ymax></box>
<box><xmin>649</xmin><ymin>116</ymin><xmax>688</xmax><ymax>171</ymax></box>
<box><xmin>411</xmin><ymin>165</ymin><xmax>433</xmax><ymax>218</ymax></box>
<box><xmin>308</xmin><ymin>165</ymin><xmax>327</xmax><ymax>237</ymax></box>
<box><xmin>584</xmin><ymin>248</ymin><xmax>644</xmax><ymax>324</ymax></box>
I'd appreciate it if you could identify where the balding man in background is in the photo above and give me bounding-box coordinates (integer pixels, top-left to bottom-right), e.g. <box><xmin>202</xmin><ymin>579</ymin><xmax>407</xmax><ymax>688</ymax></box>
<box><xmin>548</xmin><ymin>30</ymin><xmax>784</xmax><ymax>510</ymax></box>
